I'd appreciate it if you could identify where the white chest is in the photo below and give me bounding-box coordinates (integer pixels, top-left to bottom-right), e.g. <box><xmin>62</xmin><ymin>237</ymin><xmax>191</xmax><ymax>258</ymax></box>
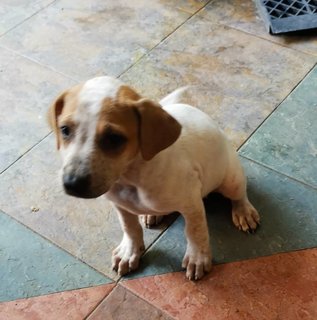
<box><xmin>106</xmin><ymin>183</ymin><xmax>167</xmax><ymax>216</ymax></box>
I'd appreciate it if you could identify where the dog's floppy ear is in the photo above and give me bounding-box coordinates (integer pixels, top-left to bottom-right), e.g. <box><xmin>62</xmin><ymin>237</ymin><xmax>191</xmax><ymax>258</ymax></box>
<box><xmin>134</xmin><ymin>98</ymin><xmax>182</xmax><ymax>160</ymax></box>
<box><xmin>47</xmin><ymin>92</ymin><xmax>66</xmax><ymax>149</ymax></box>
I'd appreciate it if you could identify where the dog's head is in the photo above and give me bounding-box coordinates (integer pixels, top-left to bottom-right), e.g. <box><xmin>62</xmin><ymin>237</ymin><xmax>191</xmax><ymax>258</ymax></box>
<box><xmin>48</xmin><ymin>76</ymin><xmax>181</xmax><ymax>199</ymax></box>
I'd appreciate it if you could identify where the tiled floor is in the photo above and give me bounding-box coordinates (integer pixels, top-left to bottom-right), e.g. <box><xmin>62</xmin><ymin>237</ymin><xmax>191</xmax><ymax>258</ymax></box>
<box><xmin>0</xmin><ymin>0</ymin><xmax>316</xmax><ymax>319</ymax></box>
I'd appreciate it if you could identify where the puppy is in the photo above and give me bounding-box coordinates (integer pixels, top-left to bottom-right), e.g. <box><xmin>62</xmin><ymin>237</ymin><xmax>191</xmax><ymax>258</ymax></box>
<box><xmin>48</xmin><ymin>76</ymin><xmax>260</xmax><ymax>280</ymax></box>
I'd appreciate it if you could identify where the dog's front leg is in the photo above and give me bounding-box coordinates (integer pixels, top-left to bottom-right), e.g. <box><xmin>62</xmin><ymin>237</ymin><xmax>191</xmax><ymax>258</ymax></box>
<box><xmin>182</xmin><ymin>201</ymin><xmax>212</xmax><ymax>280</ymax></box>
<box><xmin>112</xmin><ymin>207</ymin><xmax>145</xmax><ymax>276</ymax></box>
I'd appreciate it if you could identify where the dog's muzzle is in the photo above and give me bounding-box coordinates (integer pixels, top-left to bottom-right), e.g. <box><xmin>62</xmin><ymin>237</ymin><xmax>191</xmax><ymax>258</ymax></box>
<box><xmin>63</xmin><ymin>173</ymin><xmax>91</xmax><ymax>198</ymax></box>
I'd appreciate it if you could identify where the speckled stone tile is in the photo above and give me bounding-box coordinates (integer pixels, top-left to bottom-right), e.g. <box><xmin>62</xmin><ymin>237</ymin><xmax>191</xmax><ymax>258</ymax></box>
<box><xmin>0</xmin><ymin>0</ymin><xmax>201</xmax><ymax>81</ymax></box>
<box><xmin>0</xmin><ymin>0</ymin><xmax>54</xmax><ymax>36</ymax></box>
<box><xmin>88</xmin><ymin>285</ymin><xmax>173</xmax><ymax>320</ymax></box>
<box><xmin>0</xmin><ymin>211</ymin><xmax>111</xmax><ymax>302</ymax></box>
<box><xmin>160</xmin><ymin>0</ymin><xmax>209</xmax><ymax>15</ymax></box>
<box><xmin>0</xmin><ymin>46</ymin><xmax>74</xmax><ymax>173</ymax></box>
<box><xmin>200</xmin><ymin>0</ymin><xmax>317</xmax><ymax>57</ymax></box>
<box><xmin>0</xmin><ymin>134</ymin><xmax>175</xmax><ymax>279</ymax></box>
<box><xmin>124</xmin><ymin>158</ymin><xmax>317</xmax><ymax>279</ymax></box>
<box><xmin>121</xmin><ymin>15</ymin><xmax>316</xmax><ymax>148</ymax></box>
<box><xmin>240</xmin><ymin>66</ymin><xmax>317</xmax><ymax>189</ymax></box>
<box><xmin>0</xmin><ymin>284</ymin><xmax>114</xmax><ymax>320</ymax></box>
<box><xmin>123</xmin><ymin>249</ymin><xmax>317</xmax><ymax>320</ymax></box>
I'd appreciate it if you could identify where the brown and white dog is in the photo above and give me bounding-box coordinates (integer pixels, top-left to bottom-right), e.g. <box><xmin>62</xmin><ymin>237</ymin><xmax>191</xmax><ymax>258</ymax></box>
<box><xmin>48</xmin><ymin>76</ymin><xmax>260</xmax><ymax>280</ymax></box>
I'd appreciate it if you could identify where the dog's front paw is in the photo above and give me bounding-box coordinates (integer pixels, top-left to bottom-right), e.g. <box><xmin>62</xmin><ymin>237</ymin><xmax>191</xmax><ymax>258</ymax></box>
<box><xmin>112</xmin><ymin>238</ymin><xmax>145</xmax><ymax>276</ymax></box>
<box><xmin>141</xmin><ymin>215</ymin><xmax>164</xmax><ymax>228</ymax></box>
<box><xmin>182</xmin><ymin>250</ymin><xmax>212</xmax><ymax>281</ymax></box>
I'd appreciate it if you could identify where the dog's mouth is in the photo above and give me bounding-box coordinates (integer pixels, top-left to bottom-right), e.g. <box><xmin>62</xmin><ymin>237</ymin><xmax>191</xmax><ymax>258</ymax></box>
<box><xmin>63</xmin><ymin>187</ymin><xmax>104</xmax><ymax>199</ymax></box>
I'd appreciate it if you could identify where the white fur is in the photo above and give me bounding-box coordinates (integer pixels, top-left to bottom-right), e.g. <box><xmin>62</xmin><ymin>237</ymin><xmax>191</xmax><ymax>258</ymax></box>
<box><xmin>159</xmin><ymin>86</ymin><xmax>189</xmax><ymax>107</ymax></box>
<box><xmin>107</xmin><ymin>91</ymin><xmax>259</xmax><ymax>280</ymax></box>
<box><xmin>107</xmin><ymin>104</ymin><xmax>228</xmax><ymax>213</ymax></box>
<box><xmin>79</xmin><ymin>76</ymin><xmax>122</xmax><ymax>114</ymax></box>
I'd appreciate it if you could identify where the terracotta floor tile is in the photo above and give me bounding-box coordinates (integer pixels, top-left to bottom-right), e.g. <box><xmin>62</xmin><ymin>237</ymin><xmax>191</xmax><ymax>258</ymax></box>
<box><xmin>0</xmin><ymin>284</ymin><xmax>114</xmax><ymax>320</ymax></box>
<box><xmin>200</xmin><ymin>0</ymin><xmax>317</xmax><ymax>56</ymax></box>
<box><xmin>0</xmin><ymin>0</ymin><xmax>196</xmax><ymax>80</ymax></box>
<box><xmin>88</xmin><ymin>285</ymin><xmax>172</xmax><ymax>320</ymax></box>
<box><xmin>121</xmin><ymin>15</ymin><xmax>315</xmax><ymax>148</ymax></box>
<box><xmin>0</xmin><ymin>46</ymin><xmax>74</xmax><ymax>173</ymax></box>
<box><xmin>123</xmin><ymin>249</ymin><xmax>317</xmax><ymax>320</ymax></box>
<box><xmin>0</xmin><ymin>134</ymin><xmax>175</xmax><ymax>279</ymax></box>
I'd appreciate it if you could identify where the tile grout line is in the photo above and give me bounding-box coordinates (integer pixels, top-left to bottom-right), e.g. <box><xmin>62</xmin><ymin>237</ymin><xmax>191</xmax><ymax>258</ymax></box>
<box><xmin>228</xmin><ymin>25</ymin><xmax>317</xmax><ymax>58</ymax></box>
<box><xmin>121</xmin><ymin>284</ymin><xmax>178</xmax><ymax>320</ymax></box>
<box><xmin>240</xmin><ymin>154</ymin><xmax>317</xmax><ymax>191</ymax></box>
<box><xmin>0</xmin><ymin>209</ymin><xmax>114</xmax><ymax>282</ymax></box>
<box><xmin>0</xmin><ymin>132</ymin><xmax>52</xmax><ymax>175</ymax></box>
<box><xmin>120</xmin><ymin>283</ymin><xmax>177</xmax><ymax>320</ymax></box>
<box><xmin>120</xmin><ymin>247</ymin><xmax>317</xmax><ymax>284</ymax></box>
<box><xmin>83</xmin><ymin>283</ymin><xmax>118</xmax><ymax>320</ymax></box>
<box><xmin>0</xmin><ymin>0</ymin><xmax>58</xmax><ymax>39</ymax></box>
<box><xmin>131</xmin><ymin>215</ymin><xmax>180</xmax><ymax>274</ymax></box>
<box><xmin>0</xmin><ymin>283</ymin><xmax>113</xmax><ymax>305</ymax></box>
<box><xmin>0</xmin><ymin>45</ymin><xmax>78</xmax><ymax>83</ymax></box>
<box><xmin>237</xmin><ymin>62</ymin><xmax>317</xmax><ymax>152</ymax></box>
<box><xmin>84</xmin><ymin>283</ymin><xmax>176</xmax><ymax>320</ymax></box>
<box><xmin>114</xmin><ymin>215</ymin><xmax>179</xmax><ymax>285</ymax></box>
<box><xmin>198</xmin><ymin>13</ymin><xmax>317</xmax><ymax>58</ymax></box>
<box><xmin>117</xmin><ymin>0</ymin><xmax>214</xmax><ymax>79</ymax></box>
<box><xmin>1</xmin><ymin>1</ymin><xmax>214</xmax><ymax>85</ymax></box>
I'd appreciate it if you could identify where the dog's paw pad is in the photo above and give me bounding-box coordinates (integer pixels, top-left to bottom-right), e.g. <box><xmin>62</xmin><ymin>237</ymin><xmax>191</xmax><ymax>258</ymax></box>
<box><xmin>182</xmin><ymin>252</ymin><xmax>212</xmax><ymax>281</ymax></box>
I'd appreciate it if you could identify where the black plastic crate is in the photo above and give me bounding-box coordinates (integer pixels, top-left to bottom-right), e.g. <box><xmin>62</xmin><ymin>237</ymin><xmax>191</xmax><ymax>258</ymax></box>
<box><xmin>256</xmin><ymin>0</ymin><xmax>317</xmax><ymax>34</ymax></box>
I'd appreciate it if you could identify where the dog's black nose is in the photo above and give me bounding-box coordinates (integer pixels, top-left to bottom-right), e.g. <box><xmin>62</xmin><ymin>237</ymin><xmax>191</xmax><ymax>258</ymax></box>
<box><xmin>63</xmin><ymin>173</ymin><xmax>91</xmax><ymax>196</ymax></box>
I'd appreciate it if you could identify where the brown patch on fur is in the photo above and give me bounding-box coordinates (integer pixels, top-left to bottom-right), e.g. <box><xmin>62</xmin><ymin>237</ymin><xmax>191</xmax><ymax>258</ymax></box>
<box><xmin>97</xmin><ymin>94</ymin><xmax>182</xmax><ymax>161</ymax></box>
<box><xmin>48</xmin><ymin>84</ymin><xmax>83</xmax><ymax>149</ymax></box>
<box><xmin>134</xmin><ymin>99</ymin><xmax>182</xmax><ymax>160</ymax></box>
<box><xmin>49</xmin><ymin>81</ymin><xmax>181</xmax><ymax>162</ymax></box>
<box><xmin>116</xmin><ymin>85</ymin><xmax>142</xmax><ymax>103</ymax></box>
<box><xmin>96</xmin><ymin>98</ymin><xmax>139</xmax><ymax>159</ymax></box>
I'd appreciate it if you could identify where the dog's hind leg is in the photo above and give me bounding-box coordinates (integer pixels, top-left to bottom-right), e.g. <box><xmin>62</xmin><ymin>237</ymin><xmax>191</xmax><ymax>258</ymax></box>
<box><xmin>218</xmin><ymin>150</ymin><xmax>260</xmax><ymax>232</ymax></box>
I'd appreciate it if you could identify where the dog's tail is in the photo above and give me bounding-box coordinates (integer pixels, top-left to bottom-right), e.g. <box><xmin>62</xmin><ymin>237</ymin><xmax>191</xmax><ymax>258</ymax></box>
<box><xmin>159</xmin><ymin>86</ymin><xmax>189</xmax><ymax>107</ymax></box>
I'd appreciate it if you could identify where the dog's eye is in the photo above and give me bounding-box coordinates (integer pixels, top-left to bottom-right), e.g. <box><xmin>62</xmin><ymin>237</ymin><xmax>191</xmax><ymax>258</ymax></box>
<box><xmin>100</xmin><ymin>131</ymin><xmax>127</xmax><ymax>152</ymax></box>
<box><xmin>60</xmin><ymin>126</ymin><xmax>71</xmax><ymax>139</ymax></box>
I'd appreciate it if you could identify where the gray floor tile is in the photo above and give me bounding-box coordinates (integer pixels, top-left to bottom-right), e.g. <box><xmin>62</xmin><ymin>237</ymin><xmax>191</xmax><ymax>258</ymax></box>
<box><xmin>0</xmin><ymin>0</ymin><xmax>194</xmax><ymax>80</ymax></box>
<box><xmin>200</xmin><ymin>0</ymin><xmax>317</xmax><ymax>57</ymax></box>
<box><xmin>0</xmin><ymin>210</ymin><xmax>111</xmax><ymax>303</ymax></box>
<box><xmin>240</xmin><ymin>66</ymin><xmax>317</xmax><ymax>188</ymax></box>
<box><xmin>0</xmin><ymin>0</ymin><xmax>53</xmax><ymax>36</ymax></box>
<box><xmin>121</xmin><ymin>15</ymin><xmax>316</xmax><ymax>148</ymax></box>
<box><xmin>0</xmin><ymin>46</ymin><xmax>74</xmax><ymax>173</ymax></box>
